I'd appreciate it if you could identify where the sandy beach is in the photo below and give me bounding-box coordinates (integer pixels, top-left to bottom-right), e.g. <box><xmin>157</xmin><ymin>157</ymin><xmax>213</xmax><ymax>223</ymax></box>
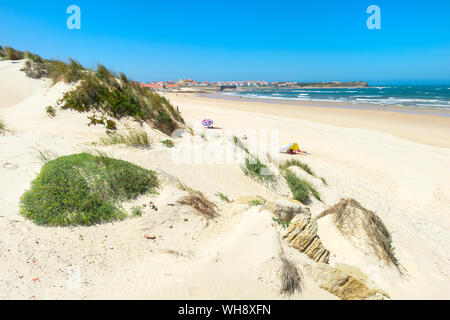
<box><xmin>1</xmin><ymin>60</ymin><xmax>449</xmax><ymax>300</ymax></box>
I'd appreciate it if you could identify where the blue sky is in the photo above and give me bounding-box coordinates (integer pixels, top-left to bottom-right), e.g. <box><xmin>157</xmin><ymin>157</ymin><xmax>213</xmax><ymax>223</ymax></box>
<box><xmin>1</xmin><ymin>0</ymin><xmax>449</xmax><ymax>83</ymax></box>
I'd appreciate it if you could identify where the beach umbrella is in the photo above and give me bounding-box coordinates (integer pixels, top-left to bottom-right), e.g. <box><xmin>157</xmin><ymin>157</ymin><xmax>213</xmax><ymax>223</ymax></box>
<box><xmin>202</xmin><ymin>119</ymin><xmax>214</xmax><ymax>127</ymax></box>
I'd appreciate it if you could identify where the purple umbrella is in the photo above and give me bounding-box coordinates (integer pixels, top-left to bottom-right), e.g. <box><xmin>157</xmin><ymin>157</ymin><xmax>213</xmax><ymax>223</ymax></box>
<box><xmin>202</xmin><ymin>119</ymin><xmax>214</xmax><ymax>127</ymax></box>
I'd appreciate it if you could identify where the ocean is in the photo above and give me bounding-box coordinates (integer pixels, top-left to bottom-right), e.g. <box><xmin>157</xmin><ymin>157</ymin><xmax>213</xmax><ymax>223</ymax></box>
<box><xmin>223</xmin><ymin>85</ymin><xmax>450</xmax><ymax>110</ymax></box>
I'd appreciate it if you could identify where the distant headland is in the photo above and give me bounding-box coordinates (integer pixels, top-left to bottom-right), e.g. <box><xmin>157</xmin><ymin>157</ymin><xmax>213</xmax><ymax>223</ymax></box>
<box><xmin>141</xmin><ymin>78</ymin><xmax>369</xmax><ymax>92</ymax></box>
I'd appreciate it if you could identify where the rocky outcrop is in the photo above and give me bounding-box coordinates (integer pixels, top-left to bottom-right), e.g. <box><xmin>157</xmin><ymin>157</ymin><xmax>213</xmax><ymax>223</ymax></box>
<box><xmin>305</xmin><ymin>263</ymin><xmax>390</xmax><ymax>300</ymax></box>
<box><xmin>272</xmin><ymin>198</ymin><xmax>309</xmax><ymax>223</ymax></box>
<box><xmin>283</xmin><ymin>211</ymin><xmax>330</xmax><ymax>263</ymax></box>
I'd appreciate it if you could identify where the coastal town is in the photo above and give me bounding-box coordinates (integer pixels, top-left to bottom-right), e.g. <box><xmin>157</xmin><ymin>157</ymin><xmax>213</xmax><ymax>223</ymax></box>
<box><xmin>140</xmin><ymin>78</ymin><xmax>368</xmax><ymax>91</ymax></box>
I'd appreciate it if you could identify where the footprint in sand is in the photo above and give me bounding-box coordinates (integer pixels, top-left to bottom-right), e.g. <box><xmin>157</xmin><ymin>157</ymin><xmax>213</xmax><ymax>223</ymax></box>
<box><xmin>2</xmin><ymin>162</ymin><xmax>19</xmax><ymax>170</ymax></box>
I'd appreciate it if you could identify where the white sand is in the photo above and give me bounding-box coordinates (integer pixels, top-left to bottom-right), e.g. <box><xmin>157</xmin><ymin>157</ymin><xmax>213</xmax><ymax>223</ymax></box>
<box><xmin>0</xmin><ymin>60</ymin><xmax>449</xmax><ymax>299</ymax></box>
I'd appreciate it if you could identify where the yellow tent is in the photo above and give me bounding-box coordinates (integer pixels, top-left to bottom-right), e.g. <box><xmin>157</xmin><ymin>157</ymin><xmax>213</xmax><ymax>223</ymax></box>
<box><xmin>279</xmin><ymin>142</ymin><xmax>300</xmax><ymax>153</ymax></box>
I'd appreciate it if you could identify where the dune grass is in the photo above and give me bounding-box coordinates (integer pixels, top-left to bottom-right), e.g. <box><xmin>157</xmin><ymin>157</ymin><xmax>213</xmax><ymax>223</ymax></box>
<box><xmin>280</xmin><ymin>159</ymin><xmax>328</xmax><ymax>185</ymax></box>
<box><xmin>1</xmin><ymin>46</ymin><xmax>24</xmax><ymax>60</ymax></box>
<box><xmin>284</xmin><ymin>170</ymin><xmax>321</xmax><ymax>204</ymax></box>
<box><xmin>280</xmin><ymin>159</ymin><xmax>314</xmax><ymax>176</ymax></box>
<box><xmin>279</xmin><ymin>257</ymin><xmax>303</xmax><ymax>296</ymax></box>
<box><xmin>242</xmin><ymin>156</ymin><xmax>275</xmax><ymax>184</ymax></box>
<box><xmin>0</xmin><ymin>118</ymin><xmax>5</xmax><ymax>133</ymax></box>
<box><xmin>2</xmin><ymin>45</ymin><xmax>184</xmax><ymax>135</ymax></box>
<box><xmin>215</xmin><ymin>192</ymin><xmax>231</xmax><ymax>203</ymax></box>
<box><xmin>20</xmin><ymin>153</ymin><xmax>159</xmax><ymax>226</ymax></box>
<box><xmin>178</xmin><ymin>190</ymin><xmax>218</xmax><ymax>219</ymax></box>
<box><xmin>233</xmin><ymin>135</ymin><xmax>249</xmax><ymax>154</ymax></box>
<box><xmin>322</xmin><ymin>199</ymin><xmax>400</xmax><ymax>269</ymax></box>
<box><xmin>248</xmin><ymin>199</ymin><xmax>266</xmax><ymax>206</ymax></box>
<box><xmin>100</xmin><ymin>129</ymin><xmax>152</xmax><ymax>148</ymax></box>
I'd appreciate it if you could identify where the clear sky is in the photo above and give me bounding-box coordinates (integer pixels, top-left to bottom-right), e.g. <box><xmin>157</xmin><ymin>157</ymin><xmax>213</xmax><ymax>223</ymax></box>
<box><xmin>1</xmin><ymin>0</ymin><xmax>449</xmax><ymax>83</ymax></box>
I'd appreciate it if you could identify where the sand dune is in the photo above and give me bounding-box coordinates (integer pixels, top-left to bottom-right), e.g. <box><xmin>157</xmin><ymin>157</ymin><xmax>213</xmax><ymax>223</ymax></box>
<box><xmin>1</xmin><ymin>60</ymin><xmax>449</xmax><ymax>300</ymax></box>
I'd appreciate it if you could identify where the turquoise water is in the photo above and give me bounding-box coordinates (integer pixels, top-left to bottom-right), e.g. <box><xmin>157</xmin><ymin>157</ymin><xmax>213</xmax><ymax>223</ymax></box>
<box><xmin>224</xmin><ymin>85</ymin><xmax>450</xmax><ymax>110</ymax></box>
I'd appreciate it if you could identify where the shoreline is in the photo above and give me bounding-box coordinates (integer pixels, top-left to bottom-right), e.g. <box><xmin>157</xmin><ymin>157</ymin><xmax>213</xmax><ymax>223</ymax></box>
<box><xmin>165</xmin><ymin>92</ymin><xmax>450</xmax><ymax>149</ymax></box>
<box><xmin>203</xmin><ymin>92</ymin><xmax>450</xmax><ymax>118</ymax></box>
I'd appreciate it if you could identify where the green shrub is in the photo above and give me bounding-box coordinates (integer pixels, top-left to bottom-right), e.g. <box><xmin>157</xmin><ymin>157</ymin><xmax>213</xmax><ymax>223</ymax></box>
<box><xmin>46</xmin><ymin>106</ymin><xmax>56</xmax><ymax>118</ymax></box>
<box><xmin>284</xmin><ymin>170</ymin><xmax>321</xmax><ymax>204</ymax></box>
<box><xmin>161</xmin><ymin>139</ymin><xmax>175</xmax><ymax>148</ymax></box>
<box><xmin>3</xmin><ymin>46</ymin><xmax>24</xmax><ymax>60</ymax></box>
<box><xmin>50</xmin><ymin>59</ymin><xmax>84</xmax><ymax>84</ymax></box>
<box><xmin>131</xmin><ymin>205</ymin><xmax>144</xmax><ymax>217</ymax></box>
<box><xmin>20</xmin><ymin>153</ymin><xmax>159</xmax><ymax>226</ymax></box>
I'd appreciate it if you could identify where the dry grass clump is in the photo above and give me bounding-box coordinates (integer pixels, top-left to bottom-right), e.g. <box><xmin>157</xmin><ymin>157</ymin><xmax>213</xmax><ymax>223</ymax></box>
<box><xmin>279</xmin><ymin>257</ymin><xmax>303</xmax><ymax>296</ymax></box>
<box><xmin>100</xmin><ymin>129</ymin><xmax>152</xmax><ymax>148</ymax></box>
<box><xmin>321</xmin><ymin>199</ymin><xmax>400</xmax><ymax>269</ymax></box>
<box><xmin>0</xmin><ymin>118</ymin><xmax>6</xmax><ymax>133</ymax></box>
<box><xmin>178</xmin><ymin>190</ymin><xmax>218</xmax><ymax>219</ymax></box>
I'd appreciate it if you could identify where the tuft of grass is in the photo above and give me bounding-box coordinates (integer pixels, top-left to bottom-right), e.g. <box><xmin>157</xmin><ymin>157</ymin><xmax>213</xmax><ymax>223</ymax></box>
<box><xmin>46</xmin><ymin>106</ymin><xmax>56</xmax><ymax>118</ymax></box>
<box><xmin>34</xmin><ymin>148</ymin><xmax>58</xmax><ymax>164</ymax></box>
<box><xmin>178</xmin><ymin>190</ymin><xmax>218</xmax><ymax>219</ymax></box>
<box><xmin>320</xmin><ymin>177</ymin><xmax>328</xmax><ymax>186</ymax></box>
<box><xmin>215</xmin><ymin>192</ymin><xmax>231</xmax><ymax>203</ymax></box>
<box><xmin>161</xmin><ymin>139</ymin><xmax>175</xmax><ymax>148</ymax></box>
<box><xmin>100</xmin><ymin>129</ymin><xmax>152</xmax><ymax>148</ymax></box>
<box><xmin>233</xmin><ymin>135</ymin><xmax>249</xmax><ymax>153</ymax></box>
<box><xmin>0</xmin><ymin>118</ymin><xmax>6</xmax><ymax>133</ymax></box>
<box><xmin>242</xmin><ymin>156</ymin><xmax>275</xmax><ymax>184</ymax></box>
<box><xmin>248</xmin><ymin>199</ymin><xmax>266</xmax><ymax>207</ymax></box>
<box><xmin>322</xmin><ymin>199</ymin><xmax>400</xmax><ymax>269</ymax></box>
<box><xmin>279</xmin><ymin>159</ymin><xmax>315</xmax><ymax>176</ymax></box>
<box><xmin>131</xmin><ymin>205</ymin><xmax>144</xmax><ymax>217</ymax></box>
<box><xmin>284</xmin><ymin>170</ymin><xmax>321</xmax><ymax>204</ymax></box>
<box><xmin>273</xmin><ymin>217</ymin><xmax>290</xmax><ymax>229</ymax></box>
<box><xmin>20</xmin><ymin>153</ymin><xmax>159</xmax><ymax>226</ymax></box>
<box><xmin>279</xmin><ymin>257</ymin><xmax>303</xmax><ymax>296</ymax></box>
<box><xmin>50</xmin><ymin>59</ymin><xmax>85</xmax><ymax>84</ymax></box>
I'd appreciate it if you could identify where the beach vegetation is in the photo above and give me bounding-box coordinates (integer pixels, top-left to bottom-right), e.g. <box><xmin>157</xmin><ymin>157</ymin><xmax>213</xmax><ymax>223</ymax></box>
<box><xmin>46</xmin><ymin>106</ymin><xmax>56</xmax><ymax>118</ymax></box>
<box><xmin>20</xmin><ymin>153</ymin><xmax>159</xmax><ymax>226</ymax></box>
<box><xmin>2</xmin><ymin>46</ymin><xmax>24</xmax><ymax>60</ymax></box>
<box><xmin>0</xmin><ymin>118</ymin><xmax>5</xmax><ymax>133</ymax></box>
<box><xmin>215</xmin><ymin>192</ymin><xmax>231</xmax><ymax>203</ymax></box>
<box><xmin>178</xmin><ymin>190</ymin><xmax>218</xmax><ymax>219</ymax></box>
<box><xmin>279</xmin><ymin>159</ymin><xmax>315</xmax><ymax>176</ymax></box>
<box><xmin>161</xmin><ymin>139</ymin><xmax>175</xmax><ymax>148</ymax></box>
<box><xmin>131</xmin><ymin>205</ymin><xmax>144</xmax><ymax>217</ymax></box>
<box><xmin>248</xmin><ymin>198</ymin><xmax>266</xmax><ymax>206</ymax></box>
<box><xmin>233</xmin><ymin>135</ymin><xmax>249</xmax><ymax>153</ymax></box>
<box><xmin>284</xmin><ymin>170</ymin><xmax>321</xmax><ymax>204</ymax></box>
<box><xmin>242</xmin><ymin>156</ymin><xmax>275</xmax><ymax>184</ymax></box>
<box><xmin>100</xmin><ymin>129</ymin><xmax>152</xmax><ymax>148</ymax></box>
<box><xmin>321</xmin><ymin>199</ymin><xmax>400</xmax><ymax>269</ymax></box>
<box><xmin>2</xmin><ymin>46</ymin><xmax>185</xmax><ymax>135</ymax></box>
<box><xmin>279</xmin><ymin>257</ymin><xmax>303</xmax><ymax>296</ymax></box>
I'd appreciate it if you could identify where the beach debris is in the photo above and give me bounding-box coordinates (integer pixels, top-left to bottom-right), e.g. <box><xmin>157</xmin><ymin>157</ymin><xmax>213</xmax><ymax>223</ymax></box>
<box><xmin>32</xmin><ymin>278</ymin><xmax>40</xmax><ymax>283</ymax></box>
<box><xmin>149</xmin><ymin>201</ymin><xmax>158</xmax><ymax>211</ymax></box>
<box><xmin>144</xmin><ymin>234</ymin><xmax>156</xmax><ymax>240</ymax></box>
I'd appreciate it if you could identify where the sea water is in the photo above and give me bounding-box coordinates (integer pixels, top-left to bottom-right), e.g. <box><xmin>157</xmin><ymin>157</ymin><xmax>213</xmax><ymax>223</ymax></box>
<box><xmin>223</xmin><ymin>85</ymin><xmax>450</xmax><ymax>110</ymax></box>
